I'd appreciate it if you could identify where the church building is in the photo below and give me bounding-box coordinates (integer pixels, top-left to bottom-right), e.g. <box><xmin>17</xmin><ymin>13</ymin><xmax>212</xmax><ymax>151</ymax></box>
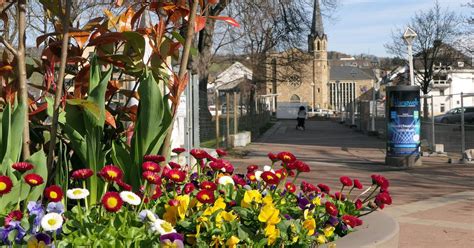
<box><xmin>263</xmin><ymin>0</ymin><xmax>376</xmax><ymax>112</ymax></box>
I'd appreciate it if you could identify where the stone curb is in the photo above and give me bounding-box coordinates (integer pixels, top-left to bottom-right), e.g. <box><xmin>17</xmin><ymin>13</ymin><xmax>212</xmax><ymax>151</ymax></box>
<box><xmin>322</xmin><ymin>211</ymin><xmax>399</xmax><ymax>248</ymax></box>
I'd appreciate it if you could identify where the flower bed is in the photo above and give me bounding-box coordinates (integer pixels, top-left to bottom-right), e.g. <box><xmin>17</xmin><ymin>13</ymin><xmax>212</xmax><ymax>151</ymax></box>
<box><xmin>0</xmin><ymin>150</ymin><xmax>392</xmax><ymax>247</ymax></box>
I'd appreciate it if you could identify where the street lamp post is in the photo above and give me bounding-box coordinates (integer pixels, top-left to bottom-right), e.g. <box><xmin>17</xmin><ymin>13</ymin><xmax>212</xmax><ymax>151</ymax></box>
<box><xmin>336</xmin><ymin>80</ymin><xmax>344</xmax><ymax>123</ymax></box>
<box><xmin>311</xmin><ymin>82</ymin><xmax>315</xmax><ymax>113</ymax></box>
<box><xmin>403</xmin><ymin>27</ymin><xmax>417</xmax><ymax>86</ymax></box>
<box><xmin>350</xmin><ymin>69</ymin><xmax>357</xmax><ymax>127</ymax></box>
<box><xmin>369</xmin><ymin>59</ymin><xmax>378</xmax><ymax>134</ymax></box>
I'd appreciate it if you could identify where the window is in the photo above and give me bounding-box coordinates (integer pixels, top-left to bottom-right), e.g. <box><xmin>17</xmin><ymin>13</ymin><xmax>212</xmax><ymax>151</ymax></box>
<box><xmin>440</xmin><ymin>103</ymin><xmax>445</xmax><ymax>113</ymax></box>
<box><xmin>439</xmin><ymin>89</ymin><xmax>444</xmax><ymax>96</ymax></box>
<box><xmin>317</xmin><ymin>88</ymin><xmax>320</xmax><ymax>93</ymax></box>
<box><xmin>317</xmin><ymin>41</ymin><xmax>320</xmax><ymax>51</ymax></box>
<box><xmin>290</xmin><ymin>94</ymin><xmax>301</xmax><ymax>102</ymax></box>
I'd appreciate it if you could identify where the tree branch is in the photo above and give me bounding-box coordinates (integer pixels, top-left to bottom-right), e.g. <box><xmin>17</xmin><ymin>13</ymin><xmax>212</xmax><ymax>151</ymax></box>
<box><xmin>0</xmin><ymin>36</ymin><xmax>18</xmax><ymax>56</ymax></box>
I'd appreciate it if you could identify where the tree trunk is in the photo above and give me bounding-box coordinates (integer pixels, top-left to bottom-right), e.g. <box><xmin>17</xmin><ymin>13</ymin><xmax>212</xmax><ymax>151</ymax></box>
<box><xmin>47</xmin><ymin>0</ymin><xmax>71</xmax><ymax>174</ymax></box>
<box><xmin>17</xmin><ymin>0</ymin><xmax>30</xmax><ymax>159</ymax></box>
<box><xmin>195</xmin><ymin>20</ymin><xmax>216</xmax><ymax>142</ymax></box>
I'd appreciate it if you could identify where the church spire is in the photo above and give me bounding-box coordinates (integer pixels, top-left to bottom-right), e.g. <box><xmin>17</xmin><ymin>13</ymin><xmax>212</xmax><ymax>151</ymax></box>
<box><xmin>311</xmin><ymin>0</ymin><xmax>325</xmax><ymax>38</ymax></box>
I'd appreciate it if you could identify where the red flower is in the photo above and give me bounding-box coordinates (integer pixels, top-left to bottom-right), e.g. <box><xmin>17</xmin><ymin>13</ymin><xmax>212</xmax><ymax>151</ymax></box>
<box><xmin>4</xmin><ymin>210</ymin><xmax>22</xmax><ymax>227</ymax></box>
<box><xmin>196</xmin><ymin>190</ymin><xmax>215</xmax><ymax>204</ymax></box>
<box><xmin>342</xmin><ymin>215</ymin><xmax>363</xmax><ymax>228</ymax></box>
<box><xmin>200</xmin><ymin>181</ymin><xmax>217</xmax><ymax>191</ymax></box>
<box><xmin>261</xmin><ymin>171</ymin><xmax>279</xmax><ymax>185</ymax></box>
<box><xmin>340</xmin><ymin>176</ymin><xmax>353</xmax><ymax>187</ymax></box>
<box><xmin>117</xmin><ymin>180</ymin><xmax>132</xmax><ymax>191</ymax></box>
<box><xmin>288</xmin><ymin>170</ymin><xmax>296</xmax><ymax>177</ymax></box>
<box><xmin>275</xmin><ymin>168</ymin><xmax>287</xmax><ymax>179</ymax></box>
<box><xmin>277</xmin><ymin>152</ymin><xmax>296</xmax><ymax>164</ymax></box>
<box><xmin>71</xmin><ymin>169</ymin><xmax>94</xmax><ymax>180</ymax></box>
<box><xmin>0</xmin><ymin>175</ymin><xmax>13</xmax><ymax>195</ymax></box>
<box><xmin>44</xmin><ymin>185</ymin><xmax>63</xmax><ymax>202</ymax></box>
<box><xmin>353</xmin><ymin>179</ymin><xmax>363</xmax><ymax>189</ymax></box>
<box><xmin>99</xmin><ymin>165</ymin><xmax>123</xmax><ymax>182</ymax></box>
<box><xmin>317</xmin><ymin>184</ymin><xmax>331</xmax><ymax>194</ymax></box>
<box><xmin>169</xmin><ymin>199</ymin><xmax>179</xmax><ymax>206</ymax></box>
<box><xmin>172</xmin><ymin>147</ymin><xmax>186</xmax><ymax>154</ymax></box>
<box><xmin>301</xmin><ymin>181</ymin><xmax>319</xmax><ymax>193</ymax></box>
<box><xmin>209</xmin><ymin>159</ymin><xmax>225</xmax><ymax>171</ymax></box>
<box><xmin>246</xmin><ymin>172</ymin><xmax>257</xmax><ymax>182</ymax></box>
<box><xmin>12</xmin><ymin>162</ymin><xmax>34</xmax><ymax>172</ymax></box>
<box><xmin>232</xmin><ymin>175</ymin><xmax>246</xmax><ymax>186</ymax></box>
<box><xmin>247</xmin><ymin>165</ymin><xmax>258</xmax><ymax>173</ymax></box>
<box><xmin>325</xmin><ymin>201</ymin><xmax>339</xmax><ymax>216</ymax></box>
<box><xmin>150</xmin><ymin>186</ymin><xmax>162</xmax><ymax>200</ymax></box>
<box><xmin>371</xmin><ymin>174</ymin><xmax>389</xmax><ymax>190</ymax></box>
<box><xmin>167</xmin><ymin>169</ymin><xmax>186</xmax><ymax>183</ymax></box>
<box><xmin>142</xmin><ymin>161</ymin><xmax>161</xmax><ymax>173</ymax></box>
<box><xmin>101</xmin><ymin>192</ymin><xmax>123</xmax><ymax>212</ymax></box>
<box><xmin>375</xmin><ymin>192</ymin><xmax>392</xmax><ymax>209</ymax></box>
<box><xmin>142</xmin><ymin>171</ymin><xmax>161</xmax><ymax>184</ymax></box>
<box><xmin>161</xmin><ymin>165</ymin><xmax>171</xmax><ymax>178</ymax></box>
<box><xmin>220</xmin><ymin>160</ymin><xmax>234</xmax><ymax>174</ymax></box>
<box><xmin>355</xmin><ymin>199</ymin><xmax>363</xmax><ymax>210</ymax></box>
<box><xmin>296</xmin><ymin>161</ymin><xmax>310</xmax><ymax>173</ymax></box>
<box><xmin>144</xmin><ymin>155</ymin><xmax>165</xmax><ymax>163</ymax></box>
<box><xmin>184</xmin><ymin>183</ymin><xmax>195</xmax><ymax>194</ymax></box>
<box><xmin>216</xmin><ymin>148</ymin><xmax>227</xmax><ymax>157</ymax></box>
<box><xmin>190</xmin><ymin>149</ymin><xmax>209</xmax><ymax>160</ymax></box>
<box><xmin>24</xmin><ymin>173</ymin><xmax>44</xmax><ymax>187</ymax></box>
<box><xmin>267</xmin><ymin>152</ymin><xmax>279</xmax><ymax>162</ymax></box>
<box><xmin>168</xmin><ymin>162</ymin><xmax>181</xmax><ymax>169</ymax></box>
<box><xmin>285</xmin><ymin>182</ymin><xmax>296</xmax><ymax>193</ymax></box>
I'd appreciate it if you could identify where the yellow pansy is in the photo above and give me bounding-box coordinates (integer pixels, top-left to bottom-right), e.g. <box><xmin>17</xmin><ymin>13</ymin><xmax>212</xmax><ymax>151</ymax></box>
<box><xmin>303</xmin><ymin>217</ymin><xmax>316</xmax><ymax>236</ymax></box>
<box><xmin>264</xmin><ymin>224</ymin><xmax>280</xmax><ymax>245</ymax></box>
<box><xmin>226</xmin><ymin>236</ymin><xmax>240</xmax><ymax>248</ymax></box>
<box><xmin>241</xmin><ymin>190</ymin><xmax>262</xmax><ymax>208</ymax></box>
<box><xmin>216</xmin><ymin>210</ymin><xmax>238</xmax><ymax>227</ymax></box>
<box><xmin>204</xmin><ymin>197</ymin><xmax>227</xmax><ymax>216</ymax></box>
<box><xmin>312</xmin><ymin>196</ymin><xmax>321</xmax><ymax>206</ymax></box>
<box><xmin>177</xmin><ymin>195</ymin><xmax>190</xmax><ymax>220</ymax></box>
<box><xmin>317</xmin><ymin>234</ymin><xmax>327</xmax><ymax>244</ymax></box>
<box><xmin>323</xmin><ymin>225</ymin><xmax>335</xmax><ymax>238</ymax></box>
<box><xmin>258</xmin><ymin>204</ymin><xmax>281</xmax><ymax>225</ymax></box>
<box><xmin>262</xmin><ymin>194</ymin><xmax>273</xmax><ymax>206</ymax></box>
<box><xmin>163</xmin><ymin>205</ymin><xmax>178</xmax><ymax>225</ymax></box>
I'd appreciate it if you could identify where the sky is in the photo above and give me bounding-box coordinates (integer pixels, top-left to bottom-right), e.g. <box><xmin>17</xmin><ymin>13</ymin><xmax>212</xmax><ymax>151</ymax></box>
<box><xmin>324</xmin><ymin>0</ymin><xmax>471</xmax><ymax>57</ymax></box>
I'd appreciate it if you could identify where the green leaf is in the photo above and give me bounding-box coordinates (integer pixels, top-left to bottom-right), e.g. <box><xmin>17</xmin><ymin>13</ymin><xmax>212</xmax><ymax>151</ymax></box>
<box><xmin>66</xmin><ymin>99</ymin><xmax>101</xmax><ymax>122</ymax></box>
<box><xmin>122</xmin><ymin>31</ymin><xmax>146</xmax><ymax>58</ymax></box>
<box><xmin>111</xmin><ymin>141</ymin><xmax>134</xmax><ymax>187</ymax></box>
<box><xmin>0</xmin><ymin>102</ymin><xmax>25</xmax><ymax>170</ymax></box>
<box><xmin>130</xmin><ymin>72</ymin><xmax>168</xmax><ymax>189</ymax></box>
<box><xmin>26</xmin><ymin>150</ymin><xmax>48</xmax><ymax>201</ymax></box>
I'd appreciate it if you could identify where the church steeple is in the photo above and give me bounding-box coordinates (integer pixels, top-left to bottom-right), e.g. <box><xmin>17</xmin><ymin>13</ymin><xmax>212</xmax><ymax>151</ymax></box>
<box><xmin>308</xmin><ymin>0</ymin><xmax>327</xmax><ymax>52</ymax></box>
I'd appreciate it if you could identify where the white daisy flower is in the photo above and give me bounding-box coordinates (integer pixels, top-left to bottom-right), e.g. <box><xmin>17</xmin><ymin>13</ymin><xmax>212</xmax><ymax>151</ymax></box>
<box><xmin>119</xmin><ymin>191</ymin><xmax>141</xmax><ymax>206</ymax></box>
<box><xmin>151</xmin><ymin>219</ymin><xmax>176</xmax><ymax>235</ymax></box>
<box><xmin>218</xmin><ymin>175</ymin><xmax>234</xmax><ymax>186</ymax></box>
<box><xmin>263</xmin><ymin>165</ymin><xmax>275</xmax><ymax>173</ymax></box>
<box><xmin>66</xmin><ymin>188</ymin><xmax>89</xmax><ymax>200</ymax></box>
<box><xmin>255</xmin><ymin>171</ymin><xmax>263</xmax><ymax>181</ymax></box>
<box><xmin>41</xmin><ymin>213</ymin><xmax>63</xmax><ymax>231</ymax></box>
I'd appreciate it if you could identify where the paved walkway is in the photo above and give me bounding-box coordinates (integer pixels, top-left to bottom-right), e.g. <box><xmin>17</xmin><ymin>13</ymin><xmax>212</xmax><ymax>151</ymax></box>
<box><xmin>229</xmin><ymin>119</ymin><xmax>474</xmax><ymax>248</ymax></box>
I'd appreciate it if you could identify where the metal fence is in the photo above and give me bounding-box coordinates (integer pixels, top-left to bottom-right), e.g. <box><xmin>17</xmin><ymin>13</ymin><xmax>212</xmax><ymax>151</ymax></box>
<box><xmin>211</xmin><ymin>92</ymin><xmax>271</xmax><ymax>148</ymax></box>
<box><xmin>346</xmin><ymin>92</ymin><xmax>474</xmax><ymax>161</ymax></box>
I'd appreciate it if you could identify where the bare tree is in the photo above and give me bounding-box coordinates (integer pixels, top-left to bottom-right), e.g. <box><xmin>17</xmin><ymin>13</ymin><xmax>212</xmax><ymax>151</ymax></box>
<box><xmin>385</xmin><ymin>1</ymin><xmax>461</xmax><ymax>119</ymax></box>
<box><xmin>192</xmin><ymin>0</ymin><xmax>232</xmax><ymax>142</ymax></box>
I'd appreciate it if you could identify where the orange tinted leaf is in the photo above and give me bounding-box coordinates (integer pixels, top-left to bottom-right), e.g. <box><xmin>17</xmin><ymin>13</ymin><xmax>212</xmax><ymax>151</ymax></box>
<box><xmin>69</xmin><ymin>30</ymin><xmax>91</xmax><ymax>49</ymax></box>
<box><xmin>209</xmin><ymin>16</ymin><xmax>240</xmax><ymax>27</ymax></box>
<box><xmin>105</xmin><ymin>110</ymin><xmax>117</xmax><ymax>128</ymax></box>
<box><xmin>195</xmin><ymin>16</ymin><xmax>206</xmax><ymax>33</ymax></box>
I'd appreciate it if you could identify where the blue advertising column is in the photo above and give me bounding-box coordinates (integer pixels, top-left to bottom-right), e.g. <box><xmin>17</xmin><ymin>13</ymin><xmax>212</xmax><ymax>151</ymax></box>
<box><xmin>385</xmin><ymin>86</ymin><xmax>422</xmax><ymax>167</ymax></box>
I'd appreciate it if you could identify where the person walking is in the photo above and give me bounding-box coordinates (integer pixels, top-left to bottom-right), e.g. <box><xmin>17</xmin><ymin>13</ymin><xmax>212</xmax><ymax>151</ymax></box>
<box><xmin>296</xmin><ymin>106</ymin><xmax>307</xmax><ymax>130</ymax></box>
